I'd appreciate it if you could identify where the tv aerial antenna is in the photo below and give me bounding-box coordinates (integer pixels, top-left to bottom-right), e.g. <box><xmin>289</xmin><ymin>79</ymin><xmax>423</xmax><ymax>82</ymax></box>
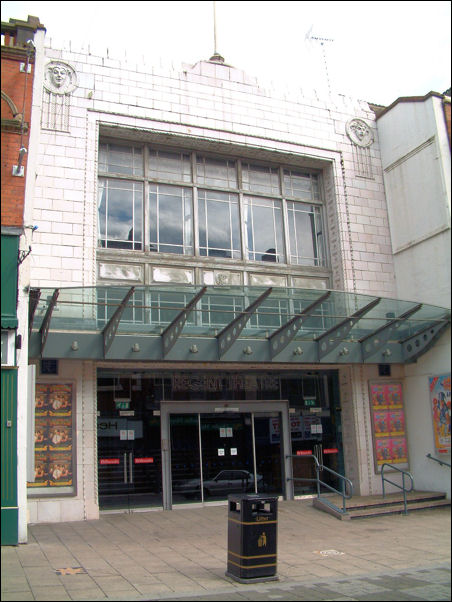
<box><xmin>305</xmin><ymin>26</ymin><xmax>334</xmax><ymax>96</ymax></box>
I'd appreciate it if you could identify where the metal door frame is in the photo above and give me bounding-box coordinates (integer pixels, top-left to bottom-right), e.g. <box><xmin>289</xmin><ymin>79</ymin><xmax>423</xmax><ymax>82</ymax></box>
<box><xmin>160</xmin><ymin>399</ymin><xmax>293</xmax><ymax>510</ymax></box>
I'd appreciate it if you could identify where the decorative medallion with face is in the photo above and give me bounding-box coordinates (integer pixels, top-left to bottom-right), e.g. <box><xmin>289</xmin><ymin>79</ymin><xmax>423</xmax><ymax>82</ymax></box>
<box><xmin>346</xmin><ymin>118</ymin><xmax>374</xmax><ymax>148</ymax></box>
<box><xmin>44</xmin><ymin>61</ymin><xmax>77</xmax><ymax>94</ymax></box>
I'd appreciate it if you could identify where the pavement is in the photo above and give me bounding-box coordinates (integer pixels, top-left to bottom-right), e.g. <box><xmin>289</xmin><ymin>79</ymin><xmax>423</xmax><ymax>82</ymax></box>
<box><xmin>1</xmin><ymin>498</ymin><xmax>450</xmax><ymax>601</ymax></box>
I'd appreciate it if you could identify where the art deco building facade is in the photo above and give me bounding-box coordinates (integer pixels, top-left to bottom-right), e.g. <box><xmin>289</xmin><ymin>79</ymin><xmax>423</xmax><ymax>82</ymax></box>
<box><xmin>2</xmin><ymin>20</ymin><xmax>449</xmax><ymax>541</ymax></box>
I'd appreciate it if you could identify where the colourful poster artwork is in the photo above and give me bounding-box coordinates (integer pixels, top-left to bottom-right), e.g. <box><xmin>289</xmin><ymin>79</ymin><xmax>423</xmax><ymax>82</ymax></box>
<box><xmin>429</xmin><ymin>373</ymin><xmax>451</xmax><ymax>455</ymax></box>
<box><xmin>28</xmin><ymin>452</ymin><xmax>50</xmax><ymax>487</ymax></box>
<box><xmin>390</xmin><ymin>437</ymin><xmax>408</xmax><ymax>463</ymax></box>
<box><xmin>389</xmin><ymin>410</ymin><xmax>405</xmax><ymax>436</ymax></box>
<box><xmin>371</xmin><ymin>385</ymin><xmax>386</xmax><ymax>409</ymax></box>
<box><xmin>48</xmin><ymin>451</ymin><xmax>73</xmax><ymax>487</ymax></box>
<box><xmin>375</xmin><ymin>438</ymin><xmax>392</xmax><ymax>464</ymax></box>
<box><xmin>386</xmin><ymin>384</ymin><xmax>403</xmax><ymax>408</ymax></box>
<box><xmin>373</xmin><ymin>411</ymin><xmax>389</xmax><ymax>437</ymax></box>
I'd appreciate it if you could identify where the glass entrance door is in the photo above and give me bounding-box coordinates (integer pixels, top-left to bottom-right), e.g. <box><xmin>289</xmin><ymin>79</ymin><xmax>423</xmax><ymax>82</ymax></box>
<box><xmin>200</xmin><ymin>413</ymin><xmax>256</xmax><ymax>501</ymax></box>
<box><xmin>169</xmin><ymin>408</ymin><xmax>284</xmax><ymax>505</ymax></box>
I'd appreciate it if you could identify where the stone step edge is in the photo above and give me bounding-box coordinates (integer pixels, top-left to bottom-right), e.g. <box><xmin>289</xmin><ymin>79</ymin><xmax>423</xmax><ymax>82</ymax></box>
<box><xmin>348</xmin><ymin>499</ymin><xmax>451</xmax><ymax>518</ymax></box>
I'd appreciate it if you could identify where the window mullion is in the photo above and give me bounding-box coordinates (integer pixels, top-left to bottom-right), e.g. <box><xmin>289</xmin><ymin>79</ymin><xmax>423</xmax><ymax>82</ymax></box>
<box><xmin>192</xmin><ymin>152</ymin><xmax>199</xmax><ymax>256</ymax></box>
<box><xmin>143</xmin><ymin>145</ymin><xmax>150</xmax><ymax>253</ymax></box>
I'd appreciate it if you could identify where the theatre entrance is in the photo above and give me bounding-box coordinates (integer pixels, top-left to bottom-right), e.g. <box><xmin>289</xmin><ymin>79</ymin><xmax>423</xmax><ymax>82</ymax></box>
<box><xmin>96</xmin><ymin>370</ymin><xmax>343</xmax><ymax>512</ymax></box>
<box><xmin>161</xmin><ymin>400</ymin><xmax>292</xmax><ymax>509</ymax></box>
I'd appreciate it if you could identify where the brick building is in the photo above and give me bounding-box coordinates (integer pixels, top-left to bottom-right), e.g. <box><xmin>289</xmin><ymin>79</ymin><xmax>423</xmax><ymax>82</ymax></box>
<box><xmin>1</xmin><ymin>15</ymin><xmax>45</xmax><ymax>545</ymax></box>
<box><xmin>2</xmin><ymin>19</ymin><xmax>450</xmax><ymax>541</ymax></box>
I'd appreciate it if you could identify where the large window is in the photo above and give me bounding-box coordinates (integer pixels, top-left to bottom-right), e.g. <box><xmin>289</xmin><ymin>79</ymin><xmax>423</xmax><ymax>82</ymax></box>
<box><xmin>98</xmin><ymin>142</ymin><xmax>327</xmax><ymax>266</ymax></box>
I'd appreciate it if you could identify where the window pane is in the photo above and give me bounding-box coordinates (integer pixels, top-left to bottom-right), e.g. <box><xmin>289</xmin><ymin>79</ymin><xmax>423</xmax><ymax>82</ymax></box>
<box><xmin>242</xmin><ymin>163</ymin><xmax>280</xmax><ymax>195</ymax></box>
<box><xmin>196</xmin><ymin>156</ymin><xmax>237</xmax><ymax>188</ymax></box>
<box><xmin>98</xmin><ymin>179</ymin><xmax>143</xmax><ymax>250</ymax></box>
<box><xmin>149</xmin><ymin>150</ymin><xmax>191</xmax><ymax>182</ymax></box>
<box><xmin>287</xmin><ymin>201</ymin><xmax>325</xmax><ymax>266</ymax></box>
<box><xmin>283</xmin><ymin>169</ymin><xmax>319</xmax><ymax>201</ymax></box>
<box><xmin>97</xmin><ymin>288</ymin><xmax>145</xmax><ymax>326</ymax></box>
<box><xmin>99</xmin><ymin>143</ymin><xmax>143</xmax><ymax>176</ymax></box>
<box><xmin>149</xmin><ymin>184</ymin><xmax>193</xmax><ymax>254</ymax></box>
<box><xmin>201</xmin><ymin>295</ymin><xmax>244</xmax><ymax>327</ymax></box>
<box><xmin>198</xmin><ymin>190</ymin><xmax>241</xmax><ymax>259</ymax></box>
<box><xmin>245</xmin><ymin>196</ymin><xmax>285</xmax><ymax>263</ymax></box>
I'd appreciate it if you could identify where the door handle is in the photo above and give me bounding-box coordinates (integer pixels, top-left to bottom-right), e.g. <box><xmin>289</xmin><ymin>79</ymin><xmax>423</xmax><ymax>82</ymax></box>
<box><xmin>129</xmin><ymin>452</ymin><xmax>133</xmax><ymax>484</ymax></box>
<box><xmin>123</xmin><ymin>452</ymin><xmax>128</xmax><ymax>483</ymax></box>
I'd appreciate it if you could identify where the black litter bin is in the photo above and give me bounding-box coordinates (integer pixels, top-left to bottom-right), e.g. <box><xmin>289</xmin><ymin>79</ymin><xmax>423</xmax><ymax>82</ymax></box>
<box><xmin>226</xmin><ymin>493</ymin><xmax>278</xmax><ymax>583</ymax></box>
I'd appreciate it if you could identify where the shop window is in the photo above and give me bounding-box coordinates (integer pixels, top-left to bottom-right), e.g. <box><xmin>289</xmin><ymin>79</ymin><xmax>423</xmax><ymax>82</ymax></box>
<box><xmin>244</xmin><ymin>196</ymin><xmax>285</xmax><ymax>263</ymax></box>
<box><xmin>97</xmin><ymin>141</ymin><xmax>327</xmax><ymax>269</ymax></box>
<box><xmin>242</xmin><ymin>163</ymin><xmax>280</xmax><ymax>195</ymax></box>
<box><xmin>287</xmin><ymin>201</ymin><xmax>325</xmax><ymax>266</ymax></box>
<box><xmin>196</xmin><ymin>155</ymin><xmax>237</xmax><ymax>188</ymax></box>
<box><xmin>198</xmin><ymin>190</ymin><xmax>241</xmax><ymax>259</ymax></box>
<box><xmin>98</xmin><ymin>178</ymin><xmax>143</xmax><ymax>250</ymax></box>
<box><xmin>149</xmin><ymin>149</ymin><xmax>192</xmax><ymax>182</ymax></box>
<box><xmin>149</xmin><ymin>184</ymin><xmax>193</xmax><ymax>254</ymax></box>
<box><xmin>99</xmin><ymin>143</ymin><xmax>143</xmax><ymax>176</ymax></box>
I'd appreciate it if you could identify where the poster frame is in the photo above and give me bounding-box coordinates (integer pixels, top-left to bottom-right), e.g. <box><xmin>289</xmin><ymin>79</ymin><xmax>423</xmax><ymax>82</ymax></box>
<box><xmin>369</xmin><ymin>380</ymin><xmax>409</xmax><ymax>474</ymax></box>
<box><xmin>428</xmin><ymin>373</ymin><xmax>451</xmax><ymax>456</ymax></box>
<box><xmin>27</xmin><ymin>380</ymin><xmax>77</xmax><ymax>498</ymax></box>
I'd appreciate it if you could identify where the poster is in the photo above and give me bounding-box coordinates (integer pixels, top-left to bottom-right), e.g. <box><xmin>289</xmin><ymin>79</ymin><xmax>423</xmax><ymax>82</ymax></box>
<box><xmin>28</xmin><ymin>383</ymin><xmax>74</xmax><ymax>490</ymax></box>
<box><xmin>429</xmin><ymin>374</ymin><xmax>451</xmax><ymax>455</ymax></box>
<box><xmin>370</xmin><ymin>382</ymin><xmax>408</xmax><ymax>471</ymax></box>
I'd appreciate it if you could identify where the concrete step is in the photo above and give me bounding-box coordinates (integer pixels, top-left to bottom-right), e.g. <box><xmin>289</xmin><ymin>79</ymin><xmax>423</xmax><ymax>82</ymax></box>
<box><xmin>348</xmin><ymin>498</ymin><xmax>451</xmax><ymax>519</ymax></box>
<box><xmin>313</xmin><ymin>491</ymin><xmax>450</xmax><ymax>520</ymax></box>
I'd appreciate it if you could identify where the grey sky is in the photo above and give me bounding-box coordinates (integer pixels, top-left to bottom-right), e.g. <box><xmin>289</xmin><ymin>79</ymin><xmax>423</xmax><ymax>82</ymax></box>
<box><xmin>2</xmin><ymin>1</ymin><xmax>451</xmax><ymax>105</ymax></box>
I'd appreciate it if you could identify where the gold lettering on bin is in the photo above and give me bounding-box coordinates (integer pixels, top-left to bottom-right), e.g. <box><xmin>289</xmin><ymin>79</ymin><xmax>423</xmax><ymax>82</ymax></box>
<box><xmin>256</xmin><ymin>515</ymin><xmax>269</xmax><ymax>521</ymax></box>
<box><xmin>258</xmin><ymin>532</ymin><xmax>267</xmax><ymax>547</ymax></box>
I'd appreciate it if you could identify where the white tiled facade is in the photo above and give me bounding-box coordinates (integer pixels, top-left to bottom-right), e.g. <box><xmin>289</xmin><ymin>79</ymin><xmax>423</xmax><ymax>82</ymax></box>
<box><xmin>21</xmin><ymin>37</ymin><xmax>448</xmax><ymax>533</ymax></box>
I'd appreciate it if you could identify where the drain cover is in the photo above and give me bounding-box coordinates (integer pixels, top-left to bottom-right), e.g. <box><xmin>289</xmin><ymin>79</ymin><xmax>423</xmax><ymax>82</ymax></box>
<box><xmin>314</xmin><ymin>549</ymin><xmax>345</xmax><ymax>556</ymax></box>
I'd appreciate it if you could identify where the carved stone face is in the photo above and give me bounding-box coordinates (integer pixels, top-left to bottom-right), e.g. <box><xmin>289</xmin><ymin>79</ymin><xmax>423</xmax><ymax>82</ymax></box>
<box><xmin>50</xmin><ymin>65</ymin><xmax>68</xmax><ymax>88</ymax></box>
<box><xmin>346</xmin><ymin>118</ymin><xmax>374</xmax><ymax>148</ymax></box>
<box><xmin>44</xmin><ymin>61</ymin><xmax>77</xmax><ymax>95</ymax></box>
<box><xmin>350</xmin><ymin>121</ymin><xmax>367</xmax><ymax>141</ymax></box>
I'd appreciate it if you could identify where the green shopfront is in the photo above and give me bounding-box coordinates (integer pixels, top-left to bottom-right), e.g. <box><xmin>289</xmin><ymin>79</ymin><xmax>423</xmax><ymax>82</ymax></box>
<box><xmin>1</xmin><ymin>234</ymin><xmax>20</xmax><ymax>544</ymax></box>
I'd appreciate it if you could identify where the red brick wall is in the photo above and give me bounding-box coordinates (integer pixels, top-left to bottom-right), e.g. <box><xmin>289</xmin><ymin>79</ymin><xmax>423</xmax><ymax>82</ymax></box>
<box><xmin>1</xmin><ymin>51</ymin><xmax>34</xmax><ymax>228</ymax></box>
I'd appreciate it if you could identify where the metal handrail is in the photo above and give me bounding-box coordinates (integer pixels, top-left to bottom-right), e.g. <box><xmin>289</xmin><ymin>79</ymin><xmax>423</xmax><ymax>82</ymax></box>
<box><xmin>426</xmin><ymin>453</ymin><xmax>451</xmax><ymax>468</ymax></box>
<box><xmin>381</xmin><ymin>463</ymin><xmax>414</xmax><ymax>515</ymax></box>
<box><xmin>287</xmin><ymin>454</ymin><xmax>353</xmax><ymax>514</ymax></box>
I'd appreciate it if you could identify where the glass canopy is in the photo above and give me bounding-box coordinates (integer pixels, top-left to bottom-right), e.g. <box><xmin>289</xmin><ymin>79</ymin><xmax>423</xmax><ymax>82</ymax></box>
<box><xmin>28</xmin><ymin>285</ymin><xmax>450</xmax><ymax>364</ymax></box>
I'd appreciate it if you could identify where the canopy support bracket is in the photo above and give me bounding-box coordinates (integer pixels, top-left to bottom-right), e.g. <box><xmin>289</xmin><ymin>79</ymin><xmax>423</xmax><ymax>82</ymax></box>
<box><xmin>217</xmin><ymin>287</ymin><xmax>273</xmax><ymax>358</ymax></box>
<box><xmin>39</xmin><ymin>289</ymin><xmax>59</xmax><ymax>356</ymax></box>
<box><xmin>269</xmin><ymin>291</ymin><xmax>331</xmax><ymax>358</ymax></box>
<box><xmin>103</xmin><ymin>287</ymin><xmax>135</xmax><ymax>357</ymax></box>
<box><xmin>316</xmin><ymin>297</ymin><xmax>381</xmax><ymax>360</ymax></box>
<box><xmin>161</xmin><ymin>286</ymin><xmax>207</xmax><ymax>357</ymax></box>
<box><xmin>360</xmin><ymin>303</ymin><xmax>423</xmax><ymax>360</ymax></box>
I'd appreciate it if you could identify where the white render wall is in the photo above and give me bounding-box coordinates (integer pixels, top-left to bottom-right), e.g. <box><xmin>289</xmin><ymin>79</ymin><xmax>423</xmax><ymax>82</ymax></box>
<box><xmin>376</xmin><ymin>95</ymin><xmax>451</xmax><ymax>498</ymax></box>
<box><xmin>25</xmin><ymin>38</ymin><xmax>406</xmax><ymax>524</ymax></box>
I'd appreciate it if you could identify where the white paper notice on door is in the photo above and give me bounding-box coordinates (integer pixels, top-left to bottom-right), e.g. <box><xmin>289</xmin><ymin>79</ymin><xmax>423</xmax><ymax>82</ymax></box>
<box><xmin>120</xmin><ymin>430</ymin><xmax>128</xmax><ymax>440</ymax></box>
<box><xmin>127</xmin><ymin>429</ymin><xmax>135</xmax><ymax>440</ymax></box>
<box><xmin>230</xmin><ymin>448</ymin><xmax>237</xmax><ymax>456</ymax></box>
<box><xmin>219</xmin><ymin>428</ymin><xmax>226</xmax><ymax>438</ymax></box>
<box><xmin>311</xmin><ymin>424</ymin><xmax>323</xmax><ymax>434</ymax></box>
<box><xmin>226</xmin><ymin>428</ymin><xmax>233</xmax><ymax>437</ymax></box>
<box><xmin>218</xmin><ymin>448</ymin><xmax>225</xmax><ymax>456</ymax></box>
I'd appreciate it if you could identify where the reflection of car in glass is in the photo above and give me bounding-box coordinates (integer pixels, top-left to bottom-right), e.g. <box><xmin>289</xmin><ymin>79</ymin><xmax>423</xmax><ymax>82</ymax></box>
<box><xmin>174</xmin><ymin>470</ymin><xmax>263</xmax><ymax>498</ymax></box>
